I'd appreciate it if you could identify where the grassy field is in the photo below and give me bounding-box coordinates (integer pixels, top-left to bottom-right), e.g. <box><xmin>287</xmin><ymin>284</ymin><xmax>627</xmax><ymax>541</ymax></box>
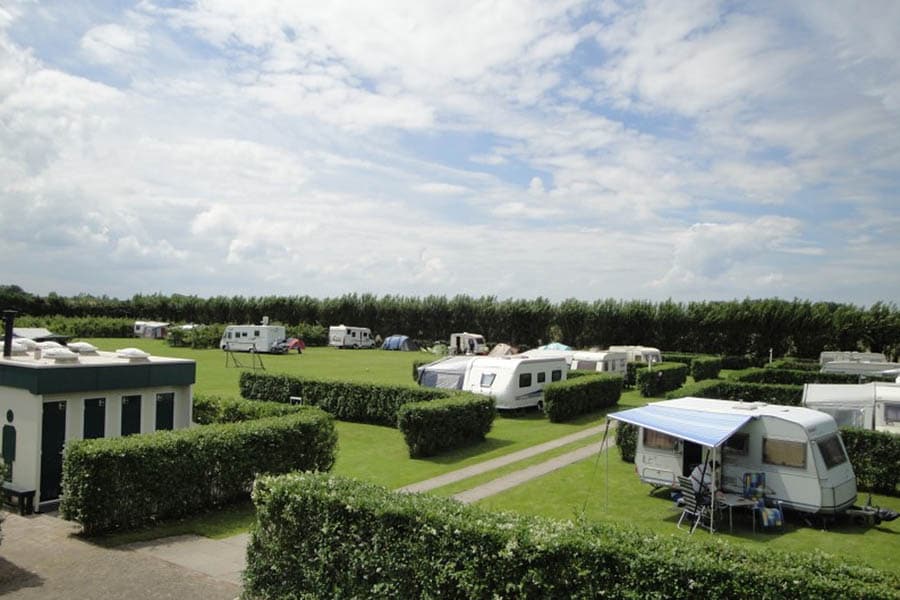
<box><xmin>80</xmin><ymin>339</ymin><xmax>900</xmax><ymax>573</ymax></box>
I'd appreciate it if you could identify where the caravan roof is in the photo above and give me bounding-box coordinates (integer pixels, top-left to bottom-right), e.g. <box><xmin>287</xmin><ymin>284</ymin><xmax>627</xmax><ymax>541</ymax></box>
<box><xmin>611</xmin><ymin>397</ymin><xmax>836</xmax><ymax>446</ymax></box>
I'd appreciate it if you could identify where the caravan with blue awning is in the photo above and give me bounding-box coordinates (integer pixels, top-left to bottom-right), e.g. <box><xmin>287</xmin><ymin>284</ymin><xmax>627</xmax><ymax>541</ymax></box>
<box><xmin>610</xmin><ymin>397</ymin><xmax>857</xmax><ymax>515</ymax></box>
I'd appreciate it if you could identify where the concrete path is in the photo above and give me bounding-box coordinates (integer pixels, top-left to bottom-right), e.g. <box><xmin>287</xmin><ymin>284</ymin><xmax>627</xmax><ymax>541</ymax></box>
<box><xmin>452</xmin><ymin>439</ymin><xmax>612</xmax><ymax>503</ymax></box>
<box><xmin>399</xmin><ymin>422</ymin><xmax>613</xmax><ymax>494</ymax></box>
<box><xmin>123</xmin><ymin>533</ymin><xmax>250</xmax><ymax>586</ymax></box>
<box><xmin>0</xmin><ymin>512</ymin><xmax>240</xmax><ymax>600</ymax></box>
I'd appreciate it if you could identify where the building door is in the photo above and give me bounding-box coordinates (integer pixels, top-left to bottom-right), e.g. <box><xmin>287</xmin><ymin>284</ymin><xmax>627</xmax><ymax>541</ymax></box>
<box><xmin>40</xmin><ymin>401</ymin><xmax>67</xmax><ymax>502</ymax></box>
<box><xmin>155</xmin><ymin>393</ymin><xmax>174</xmax><ymax>431</ymax></box>
<box><xmin>83</xmin><ymin>398</ymin><xmax>105</xmax><ymax>439</ymax></box>
<box><xmin>121</xmin><ymin>395</ymin><xmax>142</xmax><ymax>436</ymax></box>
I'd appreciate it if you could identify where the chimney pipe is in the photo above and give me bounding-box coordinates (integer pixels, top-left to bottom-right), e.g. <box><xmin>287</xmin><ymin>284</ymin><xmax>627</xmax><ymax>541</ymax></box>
<box><xmin>3</xmin><ymin>309</ymin><xmax>16</xmax><ymax>358</ymax></box>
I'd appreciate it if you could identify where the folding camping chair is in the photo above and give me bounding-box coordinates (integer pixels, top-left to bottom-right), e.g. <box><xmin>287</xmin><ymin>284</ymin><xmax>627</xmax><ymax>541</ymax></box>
<box><xmin>676</xmin><ymin>475</ymin><xmax>709</xmax><ymax>534</ymax></box>
<box><xmin>743</xmin><ymin>472</ymin><xmax>784</xmax><ymax>533</ymax></box>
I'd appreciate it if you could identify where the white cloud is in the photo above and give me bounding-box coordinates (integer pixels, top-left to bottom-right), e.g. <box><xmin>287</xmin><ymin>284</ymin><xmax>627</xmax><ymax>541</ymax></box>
<box><xmin>80</xmin><ymin>23</ymin><xmax>149</xmax><ymax>66</ymax></box>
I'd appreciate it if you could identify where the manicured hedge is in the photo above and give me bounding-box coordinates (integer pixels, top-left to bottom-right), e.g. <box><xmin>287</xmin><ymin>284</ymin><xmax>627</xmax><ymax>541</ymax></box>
<box><xmin>397</xmin><ymin>395</ymin><xmax>495</xmax><ymax>458</ymax></box>
<box><xmin>729</xmin><ymin>367</ymin><xmax>867</xmax><ymax>385</ymax></box>
<box><xmin>245</xmin><ymin>473</ymin><xmax>900</xmax><ymax>599</ymax></box>
<box><xmin>721</xmin><ymin>355</ymin><xmax>757</xmax><ymax>369</ymax></box>
<box><xmin>767</xmin><ymin>358</ymin><xmax>820</xmax><ymax>371</ymax></box>
<box><xmin>60</xmin><ymin>409</ymin><xmax>337</xmax><ymax>535</ymax></box>
<box><xmin>661</xmin><ymin>352</ymin><xmax>703</xmax><ymax>366</ymax></box>
<box><xmin>543</xmin><ymin>374</ymin><xmax>623</xmax><ymax>422</ymax></box>
<box><xmin>624</xmin><ymin>361</ymin><xmax>641</xmax><ymax>387</ymax></box>
<box><xmin>615</xmin><ymin>422</ymin><xmax>637</xmax><ymax>463</ymax></box>
<box><xmin>192</xmin><ymin>393</ymin><xmax>305</xmax><ymax>424</ymax></box>
<box><xmin>840</xmin><ymin>428</ymin><xmax>900</xmax><ymax>496</ymax></box>
<box><xmin>635</xmin><ymin>362</ymin><xmax>688</xmax><ymax>397</ymax></box>
<box><xmin>690</xmin><ymin>356</ymin><xmax>722</xmax><ymax>382</ymax></box>
<box><xmin>667</xmin><ymin>380</ymin><xmax>804</xmax><ymax>406</ymax></box>
<box><xmin>240</xmin><ymin>371</ymin><xmax>446</xmax><ymax>426</ymax></box>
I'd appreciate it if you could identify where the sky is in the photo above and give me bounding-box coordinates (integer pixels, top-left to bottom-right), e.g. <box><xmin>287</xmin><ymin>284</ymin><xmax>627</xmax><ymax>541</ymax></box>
<box><xmin>1</xmin><ymin>1</ymin><xmax>899</xmax><ymax>305</ymax></box>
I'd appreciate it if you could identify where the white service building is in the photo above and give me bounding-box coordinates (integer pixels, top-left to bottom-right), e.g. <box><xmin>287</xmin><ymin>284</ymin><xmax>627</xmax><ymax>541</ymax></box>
<box><xmin>0</xmin><ymin>343</ymin><xmax>195</xmax><ymax>510</ymax></box>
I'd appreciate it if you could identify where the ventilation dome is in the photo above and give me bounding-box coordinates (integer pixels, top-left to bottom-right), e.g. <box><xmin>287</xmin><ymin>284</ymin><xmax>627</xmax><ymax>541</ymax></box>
<box><xmin>43</xmin><ymin>347</ymin><xmax>79</xmax><ymax>363</ymax></box>
<box><xmin>68</xmin><ymin>342</ymin><xmax>99</xmax><ymax>354</ymax></box>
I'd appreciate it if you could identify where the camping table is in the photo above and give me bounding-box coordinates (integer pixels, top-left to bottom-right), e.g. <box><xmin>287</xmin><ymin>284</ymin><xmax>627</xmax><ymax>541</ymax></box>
<box><xmin>718</xmin><ymin>493</ymin><xmax>756</xmax><ymax>532</ymax></box>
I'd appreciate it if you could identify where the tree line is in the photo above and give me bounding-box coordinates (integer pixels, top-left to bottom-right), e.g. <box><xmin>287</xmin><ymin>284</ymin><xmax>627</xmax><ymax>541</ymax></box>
<box><xmin>1</xmin><ymin>285</ymin><xmax>897</xmax><ymax>359</ymax></box>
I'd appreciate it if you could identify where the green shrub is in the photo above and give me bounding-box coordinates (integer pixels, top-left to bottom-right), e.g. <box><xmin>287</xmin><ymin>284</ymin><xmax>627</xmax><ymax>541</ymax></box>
<box><xmin>397</xmin><ymin>395</ymin><xmax>495</xmax><ymax>458</ymax></box>
<box><xmin>624</xmin><ymin>361</ymin><xmax>642</xmax><ymax>387</ymax></box>
<box><xmin>667</xmin><ymin>380</ymin><xmax>804</xmax><ymax>406</ymax></box>
<box><xmin>287</xmin><ymin>322</ymin><xmax>328</xmax><ymax>346</ymax></box>
<box><xmin>721</xmin><ymin>355</ymin><xmax>755</xmax><ymax>369</ymax></box>
<box><xmin>245</xmin><ymin>473</ymin><xmax>900</xmax><ymax>599</ymax></box>
<box><xmin>636</xmin><ymin>362</ymin><xmax>688</xmax><ymax>397</ymax></box>
<box><xmin>240</xmin><ymin>371</ymin><xmax>446</xmax><ymax>426</ymax></box>
<box><xmin>661</xmin><ymin>352</ymin><xmax>702</xmax><ymax>366</ymax></box>
<box><xmin>60</xmin><ymin>409</ymin><xmax>337</xmax><ymax>535</ymax></box>
<box><xmin>615</xmin><ymin>422</ymin><xmax>638</xmax><ymax>463</ymax></box>
<box><xmin>192</xmin><ymin>393</ymin><xmax>305</xmax><ymax>424</ymax></box>
<box><xmin>543</xmin><ymin>374</ymin><xmax>622</xmax><ymax>422</ymax></box>
<box><xmin>690</xmin><ymin>356</ymin><xmax>722</xmax><ymax>382</ymax></box>
<box><xmin>167</xmin><ymin>324</ymin><xmax>225</xmax><ymax>349</ymax></box>
<box><xmin>767</xmin><ymin>358</ymin><xmax>820</xmax><ymax>371</ymax></box>
<box><xmin>840</xmin><ymin>428</ymin><xmax>900</xmax><ymax>496</ymax></box>
<box><xmin>729</xmin><ymin>367</ymin><xmax>870</xmax><ymax>385</ymax></box>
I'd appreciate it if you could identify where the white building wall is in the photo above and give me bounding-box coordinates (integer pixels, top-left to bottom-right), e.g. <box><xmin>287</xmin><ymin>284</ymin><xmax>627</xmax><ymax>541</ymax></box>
<box><xmin>1</xmin><ymin>388</ymin><xmax>42</xmax><ymax>497</ymax></box>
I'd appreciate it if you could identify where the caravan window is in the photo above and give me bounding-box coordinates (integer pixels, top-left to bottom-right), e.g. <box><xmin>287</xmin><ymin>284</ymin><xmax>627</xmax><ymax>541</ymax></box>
<box><xmin>724</xmin><ymin>433</ymin><xmax>749</xmax><ymax>457</ymax></box>
<box><xmin>537</xmin><ymin>372</ymin><xmax>546</xmax><ymax>383</ymax></box>
<box><xmin>643</xmin><ymin>429</ymin><xmax>677</xmax><ymax>450</ymax></box>
<box><xmin>519</xmin><ymin>373</ymin><xmax>532</xmax><ymax>388</ymax></box>
<box><xmin>551</xmin><ymin>369</ymin><xmax>562</xmax><ymax>381</ymax></box>
<box><xmin>763</xmin><ymin>438</ymin><xmax>806</xmax><ymax>469</ymax></box>
<box><xmin>885</xmin><ymin>404</ymin><xmax>900</xmax><ymax>424</ymax></box>
<box><xmin>254</xmin><ymin>330</ymin><xmax>260</xmax><ymax>337</ymax></box>
<box><xmin>816</xmin><ymin>435</ymin><xmax>848</xmax><ymax>469</ymax></box>
<box><xmin>480</xmin><ymin>373</ymin><xmax>496</xmax><ymax>387</ymax></box>
<box><xmin>576</xmin><ymin>360</ymin><xmax>597</xmax><ymax>371</ymax></box>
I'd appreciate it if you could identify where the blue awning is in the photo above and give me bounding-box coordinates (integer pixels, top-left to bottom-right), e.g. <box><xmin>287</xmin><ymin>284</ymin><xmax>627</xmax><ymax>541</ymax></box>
<box><xmin>609</xmin><ymin>405</ymin><xmax>754</xmax><ymax>448</ymax></box>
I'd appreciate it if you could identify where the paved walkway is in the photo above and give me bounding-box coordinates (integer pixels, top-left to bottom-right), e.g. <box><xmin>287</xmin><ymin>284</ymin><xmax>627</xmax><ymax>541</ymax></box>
<box><xmin>0</xmin><ymin>421</ymin><xmax>618</xmax><ymax>598</ymax></box>
<box><xmin>0</xmin><ymin>512</ymin><xmax>239</xmax><ymax>599</ymax></box>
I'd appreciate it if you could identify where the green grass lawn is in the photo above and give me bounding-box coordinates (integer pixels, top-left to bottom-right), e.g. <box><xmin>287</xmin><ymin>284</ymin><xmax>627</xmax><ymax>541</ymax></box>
<box><xmin>475</xmin><ymin>447</ymin><xmax>900</xmax><ymax>573</ymax></box>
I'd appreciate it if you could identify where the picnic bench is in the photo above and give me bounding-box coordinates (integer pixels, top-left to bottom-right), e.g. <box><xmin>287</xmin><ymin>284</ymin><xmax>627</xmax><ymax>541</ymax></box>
<box><xmin>2</xmin><ymin>481</ymin><xmax>36</xmax><ymax>515</ymax></box>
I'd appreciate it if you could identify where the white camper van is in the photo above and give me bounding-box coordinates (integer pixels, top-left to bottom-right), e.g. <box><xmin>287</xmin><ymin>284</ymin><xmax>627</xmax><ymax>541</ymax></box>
<box><xmin>570</xmin><ymin>350</ymin><xmax>628</xmax><ymax>374</ymax></box>
<box><xmin>417</xmin><ymin>355</ymin><xmax>568</xmax><ymax>410</ymax></box>
<box><xmin>449</xmin><ymin>332</ymin><xmax>487</xmax><ymax>355</ymax></box>
<box><xmin>802</xmin><ymin>382</ymin><xmax>900</xmax><ymax>435</ymax></box>
<box><xmin>610</xmin><ymin>397</ymin><xmax>857</xmax><ymax>515</ymax></box>
<box><xmin>220</xmin><ymin>324</ymin><xmax>287</xmax><ymax>353</ymax></box>
<box><xmin>608</xmin><ymin>345</ymin><xmax>662</xmax><ymax>364</ymax></box>
<box><xmin>329</xmin><ymin>325</ymin><xmax>375</xmax><ymax>349</ymax></box>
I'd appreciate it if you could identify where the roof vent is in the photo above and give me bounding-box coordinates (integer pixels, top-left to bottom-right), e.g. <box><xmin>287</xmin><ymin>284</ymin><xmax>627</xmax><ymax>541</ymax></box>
<box><xmin>116</xmin><ymin>347</ymin><xmax>151</xmax><ymax>362</ymax></box>
<box><xmin>43</xmin><ymin>347</ymin><xmax>79</xmax><ymax>363</ymax></box>
<box><xmin>15</xmin><ymin>337</ymin><xmax>38</xmax><ymax>350</ymax></box>
<box><xmin>36</xmin><ymin>341</ymin><xmax>64</xmax><ymax>350</ymax></box>
<box><xmin>9</xmin><ymin>341</ymin><xmax>28</xmax><ymax>356</ymax></box>
<box><xmin>68</xmin><ymin>342</ymin><xmax>99</xmax><ymax>354</ymax></box>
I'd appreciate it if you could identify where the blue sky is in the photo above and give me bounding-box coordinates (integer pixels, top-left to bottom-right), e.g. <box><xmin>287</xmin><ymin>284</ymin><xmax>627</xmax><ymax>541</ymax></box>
<box><xmin>1</xmin><ymin>1</ymin><xmax>898</xmax><ymax>304</ymax></box>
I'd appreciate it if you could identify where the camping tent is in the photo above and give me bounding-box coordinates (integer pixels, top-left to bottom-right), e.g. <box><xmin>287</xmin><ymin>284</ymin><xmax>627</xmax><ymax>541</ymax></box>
<box><xmin>381</xmin><ymin>334</ymin><xmax>418</xmax><ymax>351</ymax></box>
<box><xmin>539</xmin><ymin>342</ymin><xmax>572</xmax><ymax>351</ymax></box>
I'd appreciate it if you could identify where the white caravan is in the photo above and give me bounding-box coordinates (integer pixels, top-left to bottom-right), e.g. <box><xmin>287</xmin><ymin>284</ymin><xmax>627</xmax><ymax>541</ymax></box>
<box><xmin>819</xmin><ymin>351</ymin><xmax>887</xmax><ymax>365</ymax></box>
<box><xmin>610</xmin><ymin>397</ymin><xmax>857</xmax><ymax>515</ymax></box>
<box><xmin>449</xmin><ymin>332</ymin><xmax>487</xmax><ymax>355</ymax></box>
<box><xmin>820</xmin><ymin>360</ymin><xmax>900</xmax><ymax>377</ymax></box>
<box><xmin>608</xmin><ymin>345</ymin><xmax>662</xmax><ymax>364</ymax></box>
<box><xmin>220</xmin><ymin>324</ymin><xmax>287</xmax><ymax>353</ymax></box>
<box><xmin>517</xmin><ymin>349</ymin><xmax>575</xmax><ymax>366</ymax></box>
<box><xmin>570</xmin><ymin>350</ymin><xmax>628</xmax><ymax>374</ymax></box>
<box><xmin>329</xmin><ymin>325</ymin><xmax>375</xmax><ymax>349</ymax></box>
<box><xmin>417</xmin><ymin>355</ymin><xmax>568</xmax><ymax>410</ymax></box>
<box><xmin>802</xmin><ymin>382</ymin><xmax>900</xmax><ymax>435</ymax></box>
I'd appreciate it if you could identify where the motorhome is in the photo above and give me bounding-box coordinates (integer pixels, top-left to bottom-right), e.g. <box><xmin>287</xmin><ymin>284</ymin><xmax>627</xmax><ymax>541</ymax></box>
<box><xmin>417</xmin><ymin>355</ymin><xmax>568</xmax><ymax>410</ymax></box>
<box><xmin>608</xmin><ymin>345</ymin><xmax>662</xmax><ymax>364</ymax></box>
<box><xmin>610</xmin><ymin>397</ymin><xmax>857</xmax><ymax>515</ymax></box>
<box><xmin>329</xmin><ymin>325</ymin><xmax>375</xmax><ymax>349</ymax></box>
<box><xmin>220</xmin><ymin>324</ymin><xmax>287</xmax><ymax>353</ymax></box>
<box><xmin>570</xmin><ymin>350</ymin><xmax>628</xmax><ymax>374</ymax></box>
<box><xmin>449</xmin><ymin>332</ymin><xmax>487</xmax><ymax>355</ymax></box>
<box><xmin>819</xmin><ymin>351</ymin><xmax>887</xmax><ymax>365</ymax></box>
<box><xmin>802</xmin><ymin>382</ymin><xmax>900</xmax><ymax>434</ymax></box>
